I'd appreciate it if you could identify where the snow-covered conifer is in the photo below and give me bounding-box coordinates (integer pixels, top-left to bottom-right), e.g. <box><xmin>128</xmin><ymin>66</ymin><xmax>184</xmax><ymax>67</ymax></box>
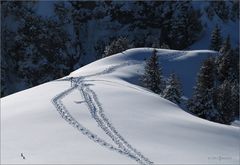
<box><xmin>103</xmin><ymin>37</ymin><xmax>130</xmax><ymax>57</ymax></box>
<box><xmin>169</xmin><ymin>2</ymin><xmax>202</xmax><ymax>49</ymax></box>
<box><xmin>230</xmin><ymin>1</ymin><xmax>239</xmax><ymax>21</ymax></box>
<box><xmin>142</xmin><ymin>49</ymin><xmax>163</xmax><ymax>94</ymax></box>
<box><xmin>210</xmin><ymin>25</ymin><xmax>222</xmax><ymax>51</ymax></box>
<box><xmin>160</xmin><ymin>43</ymin><xmax>170</xmax><ymax>49</ymax></box>
<box><xmin>188</xmin><ymin>57</ymin><xmax>218</xmax><ymax>121</ymax></box>
<box><xmin>163</xmin><ymin>73</ymin><xmax>182</xmax><ymax>104</ymax></box>
<box><xmin>210</xmin><ymin>1</ymin><xmax>229</xmax><ymax>22</ymax></box>
<box><xmin>215</xmin><ymin>52</ymin><xmax>231</xmax><ymax>83</ymax></box>
<box><xmin>215</xmin><ymin>81</ymin><xmax>235</xmax><ymax>124</ymax></box>
<box><xmin>219</xmin><ymin>34</ymin><xmax>231</xmax><ymax>54</ymax></box>
<box><xmin>231</xmin><ymin>81</ymin><xmax>239</xmax><ymax>120</ymax></box>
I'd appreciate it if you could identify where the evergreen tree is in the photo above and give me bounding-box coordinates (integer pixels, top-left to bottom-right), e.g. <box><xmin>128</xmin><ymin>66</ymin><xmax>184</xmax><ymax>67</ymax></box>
<box><xmin>54</xmin><ymin>2</ymin><xmax>83</xmax><ymax>71</ymax></box>
<box><xmin>64</xmin><ymin>1</ymin><xmax>100</xmax><ymax>68</ymax></box>
<box><xmin>189</xmin><ymin>88</ymin><xmax>218</xmax><ymax>121</ymax></box>
<box><xmin>160</xmin><ymin>43</ymin><xmax>170</xmax><ymax>49</ymax></box>
<box><xmin>215</xmin><ymin>81</ymin><xmax>235</xmax><ymax>124</ymax></box>
<box><xmin>1</xmin><ymin>25</ymin><xmax>16</xmax><ymax>96</ymax></box>
<box><xmin>169</xmin><ymin>2</ymin><xmax>202</xmax><ymax>49</ymax></box>
<box><xmin>54</xmin><ymin>2</ymin><xmax>71</xmax><ymax>25</ymax></box>
<box><xmin>231</xmin><ymin>81</ymin><xmax>239</xmax><ymax>120</ymax></box>
<box><xmin>210</xmin><ymin>25</ymin><xmax>222</xmax><ymax>51</ymax></box>
<box><xmin>142</xmin><ymin>49</ymin><xmax>163</xmax><ymax>94</ymax></box>
<box><xmin>103</xmin><ymin>37</ymin><xmax>130</xmax><ymax>57</ymax></box>
<box><xmin>216</xmin><ymin>48</ymin><xmax>234</xmax><ymax>83</ymax></box>
<box><xmin>215</xmin><ymin>35</ymin><xmax>233</xmax><ymax>83</ymax></box>
<box><xmin>214</xmin><ymin>44</ymin><xmax>239</xmax><ymax>124</ymax></box>
<box><xmin>219</xmin><ymin>34</ymin><xmax>231</xmax><ymax>54</ymax></box>
<box><xmin>187</xmin><ymin>57</ymin><xmax>218</xmax><ymax>121</ymax></box>
<box><xmin>163</xmin><ymin>73</ymin><xmax>182</xmax><ymax>104</ymax></box>
<box><xmin>196</xmin><ymin>58</ymin><xmax>216</xmax><ymax>89</ymax></box>
<box><xmin>216</xmin><ymin>45</ymin><xmax>239</xmax><ymax>124</ymax></box>
<box><xmin>205</xmin><ymin>5</ymin><xmax>215</xmax><ymax>20</ymax></box>
<box><xmin>230</xmin><ymin>1</ymin><xmax>240</xmax><ymax>21</ymax></box>
<box><xmin>12</xmin><ymin>13</ymin><xmax>69</xmax><ymax>86</ymax></box>
<box><xmin>70</xmin><ymin>1</ymin><xmax>97</xmax><ymax>23</ymax></box>
<box><xmin>110</xmin><ymin>1</ymin><xmax>135</xmax><ymax>25</ymax></box>
<box><xmin>210</xmin><ymin>1</ymin><xmax>229</xmax><ymax>22</ymax></box>
<box><xmin>228</xmin><ymin>47</ymin><xmax>239</xmax><ymax>83</ymax></box>
<box><xmin>160</xmin><ymin>2</ymin><xmax>174</xmax><ymax>47</ymax></box>
<box><xmin>1</xmin><ymin>1</ymin><xmax>36</xmax><ymax>96</ymax></box>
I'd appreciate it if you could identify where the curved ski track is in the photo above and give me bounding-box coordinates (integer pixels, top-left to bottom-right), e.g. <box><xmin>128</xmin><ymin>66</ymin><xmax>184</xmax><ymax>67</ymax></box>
<box><xmin>52</xmin><ymin>62</ymin><xmax>153</xmax><ymax>165</ymax></box>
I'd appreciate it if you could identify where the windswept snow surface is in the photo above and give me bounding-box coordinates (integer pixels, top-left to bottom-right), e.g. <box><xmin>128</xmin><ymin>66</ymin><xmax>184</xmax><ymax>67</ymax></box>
<box><xmin>1</xmin><ymin>48</ymin><xmax>239</xmax><ymax>164</ymax></box>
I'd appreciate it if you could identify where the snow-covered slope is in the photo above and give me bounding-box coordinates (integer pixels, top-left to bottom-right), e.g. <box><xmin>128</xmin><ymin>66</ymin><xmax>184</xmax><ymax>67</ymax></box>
<box><xmin>1</xmin><ymin>48</ymin><xmax>239</xmax><ymax>164</ymax></box>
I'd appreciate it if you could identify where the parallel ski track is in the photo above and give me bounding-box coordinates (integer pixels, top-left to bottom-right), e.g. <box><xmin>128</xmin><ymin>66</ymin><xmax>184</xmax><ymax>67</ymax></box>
<box><xmin>52</xmin><ymin>61</ymin><xmax>153</xmax><ymax>165</ymax></box>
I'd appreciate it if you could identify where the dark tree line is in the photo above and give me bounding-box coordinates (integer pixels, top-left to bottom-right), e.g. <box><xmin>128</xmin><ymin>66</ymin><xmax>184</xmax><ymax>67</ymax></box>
<box><xmin>1</xmin><ymin>1</ymin><xmax>238</xmax><ymax>97</ymax></box>
<box><xmin>189</xmin><ymin>35</ymin><xmax>239</xmax><ymax>124</ymax></box>
<box><xmin>142</xmin><ymin>41</ymin><xmax>238</xmax><ymax>125</ymax></box>
<box><xmin>1</xmin><ymin>2</ymin><xmax>71</xmax><ymax>96</ymax></box>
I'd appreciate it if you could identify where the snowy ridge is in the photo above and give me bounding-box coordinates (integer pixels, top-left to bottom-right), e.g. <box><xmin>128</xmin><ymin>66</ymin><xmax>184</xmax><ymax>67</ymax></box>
<box><xmin>70</xmin><ymin>48</ymin><xmax>218</xmax><ymax>98</ymax></box>
<box><xmin>1</xmin><ymin>48</ymin><xmax>239</xmax><ymax>164</ymax></box>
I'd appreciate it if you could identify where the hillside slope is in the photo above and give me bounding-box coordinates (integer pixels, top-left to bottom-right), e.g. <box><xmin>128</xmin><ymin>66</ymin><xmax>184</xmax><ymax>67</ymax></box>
<box><xmin>1</xmin><ymin>48</ymin><xmax>239</xmax><ymax>164</ymax></box>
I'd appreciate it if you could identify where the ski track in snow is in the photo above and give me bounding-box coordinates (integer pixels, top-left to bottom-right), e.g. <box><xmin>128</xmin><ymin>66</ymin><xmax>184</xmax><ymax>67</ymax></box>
<box><xmin>52</xmin><ymin>61</ymin><xmax>153</xmax><ymax>165</ymax></box>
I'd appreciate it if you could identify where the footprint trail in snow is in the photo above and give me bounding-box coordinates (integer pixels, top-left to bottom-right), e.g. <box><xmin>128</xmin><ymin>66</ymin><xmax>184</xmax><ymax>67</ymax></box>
<box><xmin>52</xmin><ymin>62</ymin><xmax>153</xmax><ymax>165</ymax></box>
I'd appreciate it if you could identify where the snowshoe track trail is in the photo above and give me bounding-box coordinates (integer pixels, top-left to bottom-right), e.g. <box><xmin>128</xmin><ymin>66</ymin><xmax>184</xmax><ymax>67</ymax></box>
<box><xmin>52</xmin><ymin>62</ymin><xmax>153</xmax><ymax>165</ymax></box>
